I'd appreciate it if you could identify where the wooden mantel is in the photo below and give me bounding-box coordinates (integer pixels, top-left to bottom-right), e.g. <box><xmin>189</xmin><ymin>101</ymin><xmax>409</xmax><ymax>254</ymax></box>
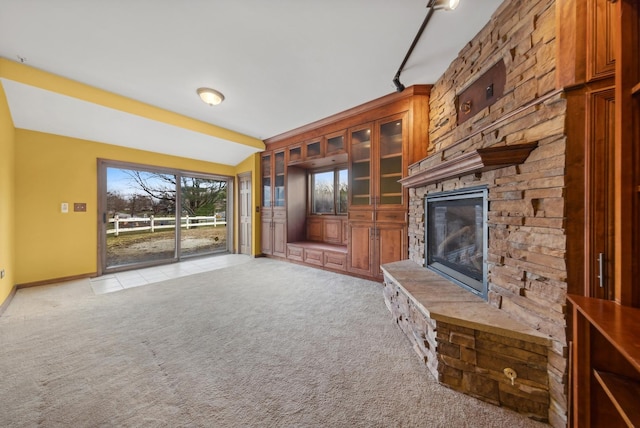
<box><xmin>399</xmin><ymin>142</ymin><xmax>538</xmax><ymax>188</ymax></box>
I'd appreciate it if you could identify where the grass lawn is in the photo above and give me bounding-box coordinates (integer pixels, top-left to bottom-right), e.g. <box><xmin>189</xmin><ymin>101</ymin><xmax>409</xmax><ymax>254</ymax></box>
<box><xmin>106</xmin><ymin>226</ymin><xmax>227</xmax><ymax>267</ymax></box>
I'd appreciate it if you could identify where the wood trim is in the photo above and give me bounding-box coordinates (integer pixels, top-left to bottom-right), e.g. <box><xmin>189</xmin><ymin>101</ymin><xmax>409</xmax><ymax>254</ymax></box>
<box><xmin>0</xmin><ymin>285</ymin><xmax>17</xmax><ymax>317</ymax></box>
<box><xmin>410</xmin><ymin>89</ymin><xmax>563</xmax><ymax>169</ymax></box>
<box><xmin>16</xmin><ymin>272</ymin><xmax>96</xmax><ymax>289</ymax></box>
<box><xmin>585</xmin><ymin>87</ymin><xmax>616</xmax><ymax>300</ymax></box>
<box><xmin>614</xmin><ymin>0</ymin><xmax>640</xmax><ymax>306</ymax></box>
<box><xmin>399</xmin><ymin>143</ymin><xmax>538</xmax><ymax>188</ymax></box>
<box><xmin>586</xmin><ymin>0</ymin><xmax>617</xmax><ymax>82</ymax></box>
<box><xmin>556</xmin><ymin>0</ymin><xmax>587</xmax><ymax>88</ymax></box>
<box><xmin>264</xmin><ymin>85</ymin><xmax>432</xmax><ymax>145</ymax></box>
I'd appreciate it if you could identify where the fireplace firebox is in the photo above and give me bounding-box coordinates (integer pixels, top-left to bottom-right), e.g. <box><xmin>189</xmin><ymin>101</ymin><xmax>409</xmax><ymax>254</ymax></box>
<box><xmin>425</xmin><ymin>187</ymin><xmax>488</xmax><ymax>299</ymax></box>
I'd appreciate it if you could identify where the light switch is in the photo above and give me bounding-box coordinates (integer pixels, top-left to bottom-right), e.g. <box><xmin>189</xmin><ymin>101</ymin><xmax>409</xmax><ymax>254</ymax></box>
<box><xmin>61</xmin><ymin>202</ymin><xmax>69</xmax><ymax>213</ymax></box>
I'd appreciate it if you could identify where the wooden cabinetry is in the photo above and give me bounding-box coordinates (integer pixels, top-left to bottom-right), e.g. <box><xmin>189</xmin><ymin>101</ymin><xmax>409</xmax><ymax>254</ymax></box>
<box><xmin>348</xmin><ymin>113</ymin><xmax>408</xmax><ymax>279</ymax></box>
<box><xmin>325</xmin><ymin>130</ymin><xmax>346</xmax><ymax>156</ymax></box>
<box><xmin>348</xmin><ymin>220</ymin><xmax>407</xmax><ymax>278</ymax></box>
<box><xmin>560</xmin><ymin>0</ymin><xmax>618</xmax><ymax>299</ymax></box>
<box><xmin>568</xmin><ymin>295</ymin><xmax>640</xmax><ymax>427</ymax></box>
<box><xmin>564</xmin><ymin>1</ymin><xmax>640</xmax><ymax>426</ymax></box>
<box><xmin>261</xmin><ymin>150</ymin><xmax>286</xmax><ymax>257</ymax></box>
<box><xmin>262</xmin><ymin>85</ymin><xmax>431</xmax><ymax>279</ymax></box>
<box><xmin>261</xmin><ymin>210</ymin><xmax>286</xmax><ymax>257</ymax></box>
<box><xmin>288</xmin><ymin>130</ymin><xmax>347</xmax><ymax>169</ymax></box>
<box><xmin>614</xmin><ymin>0</ymin><xmax>640</xmax><ymax>306</ymax></box>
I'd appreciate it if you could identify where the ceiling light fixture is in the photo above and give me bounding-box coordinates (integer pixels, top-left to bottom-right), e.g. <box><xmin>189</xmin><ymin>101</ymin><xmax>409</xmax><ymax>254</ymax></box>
<box><xmin>392</xmin><ymin>0</ymin><xmax>460</xmax><ymax>92</ymax></box>
<box><xmin>197</xmin><ymin>87</ymin><xmax>225</xmax><ymax>106</ymax></box>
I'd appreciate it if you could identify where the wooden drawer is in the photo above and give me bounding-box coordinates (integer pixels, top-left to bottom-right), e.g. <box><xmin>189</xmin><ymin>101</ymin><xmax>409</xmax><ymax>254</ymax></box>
<box><xmin>349</xmin><ymin>210</ymin><xmax>373</xmax><ymax>221</ymax></box>
<box><xmin>272</xmin><ymin>209</ymin><xmax>287</xmax><ymax>219</ymax></box>
<box><xmin>376</xmin><ymin>211</ymin><xmax>406</xmax><ymax>222</ymax></box>
<box><xmin>303</xmin><ymin>248</ymin><xmax>323</xmax><ymax>266</ymax></box>
<box><xmin>324</xmin><ymin>251</ymin><xmax>347</xmax><ymax>271</ymax></box>
<box><xmin>286</xmin><ymin>244</ymin><xmax>303</xmax><ymax>262</ymax></box>
<box><xmin>376</xmin><ymin>211</ymin><xmax>407</xmax><ymax>223</ymax></box>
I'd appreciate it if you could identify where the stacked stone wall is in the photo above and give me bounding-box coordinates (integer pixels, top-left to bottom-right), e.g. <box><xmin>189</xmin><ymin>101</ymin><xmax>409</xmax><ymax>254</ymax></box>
<box><xmin>405</xmin><ymin>0</ymin><xmax>568</xmax><ymax>426</ymax></box>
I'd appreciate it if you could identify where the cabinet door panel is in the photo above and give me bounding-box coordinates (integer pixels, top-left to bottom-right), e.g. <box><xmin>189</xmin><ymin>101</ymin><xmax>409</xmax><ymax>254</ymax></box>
<box><xmin>586</xmin><ymin>89</ymin><xmax>616</xmax><ymax>299</ymax></box>
<box><xmin>261</xmin><ymin>218</ymin><xmax>273</xmax><ymax>255</ymax></box>
<box><xmin>587</xmin><ymin>0</ymin><xmax>616</xmax><ymax>81</ymax></box>
<box><xmin>303</xmin><ymin>248</ymin><xmax>323</xmax><ymax>266</ymax></box>
<box><xmin>323</xmin><ymin>219</ymin><xmax>342</xmax><ymax>244</ymax></box>
<box><xmin>274</xmin><ymin>151</ymin><xmax>286</xmax><ymax>207</ymax></box>
<box><xmin>286</xmin><ymin>244</ymin><xmax>303</xmax><ymax>261</ymax></box>
<box><xmin>376</xmin><ymin>224</ymin><xmax>407</xmax><ymax>277</ymax></box>
<box><xmin>326</xmin><ymin>131</ymin><xmax>346</xmax><ymax>155</ymax></box>
<box><xmin>377</xmin><ymin>115</ymin><xmax>407</xmax><ymax>209</ymax></box>
<box><xmin>273</xmin><ymin>219</ymin><xmax>286</xmax><ymax>257</ymax></box>
<box><xmin>307</xmin><ymin>218</ymin><xmax>323</xmax><ymax>241</ymax></box>
<box><xmin>324</xmin><ymin>251</ymin><xmax>347</xmax><ymax>271</ymax></box>
<box><xmin>348</xmin><ymin>223</ymin><xmax>373</xmax><ymax>276</ymax></box>
<box><xmin>349</xmin><ymin>125</ymin><xmax>372</xmax><ymax>207</ymax></box>
<box><xmin>261</xmin><ymin>153</ymin><xmax>272</xmax><ymax>208</ymax></box>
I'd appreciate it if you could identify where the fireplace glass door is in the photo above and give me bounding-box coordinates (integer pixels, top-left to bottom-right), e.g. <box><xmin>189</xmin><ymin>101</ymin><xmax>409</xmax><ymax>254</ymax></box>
<box><xmin>425</xmin><ymin>187</ymin><xmax>488</xmax><ymax>298</ymax></box>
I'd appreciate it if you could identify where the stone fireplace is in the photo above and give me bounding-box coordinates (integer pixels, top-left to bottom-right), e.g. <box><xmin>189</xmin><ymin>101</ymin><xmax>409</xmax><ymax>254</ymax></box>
<box><xmin>382</xmin><ymin>1</ymin><xmax>568</xmax><ymax>427</ymax></box>
<box><xmin>425</xmin><ymin>186</ymin><xmax>488</xmax><ymax>299</ymax></box>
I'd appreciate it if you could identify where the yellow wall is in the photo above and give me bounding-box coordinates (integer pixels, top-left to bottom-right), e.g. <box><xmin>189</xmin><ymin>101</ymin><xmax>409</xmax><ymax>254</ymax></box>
<box><xmin>0</xmin><ymin>59</ymin><xmax>264</xmax><ymax>303</ymax></box>
<box><xmin>0</xmin><ymin>82</ymin><xmax>16</xmax><ymax>303</ymax></box>
<box><xmin>14</xmin><ymin>129</ymin><xmax>243</xmax><ymax>285</ymax></box>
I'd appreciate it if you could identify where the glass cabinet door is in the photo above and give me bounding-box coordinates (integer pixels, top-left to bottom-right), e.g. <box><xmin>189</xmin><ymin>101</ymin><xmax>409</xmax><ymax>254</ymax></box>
<box><xmin>378</xmin><ymin>118</ymin><xmax>404</xmax><ymax>206</ymax></box>
<box><xmin>262</xmin><ymin>153</ymin><xmax>271</xmax><ymax>208</ymax></box>
<box><xmin>326</xmin><ymin>131</ymin><xmax>346</xmax><ymax>155</ymax></box>
<box><xmin>350</xmin><ymin>126</ymin><xmax>371</xmax><ymax>206</ymax></box>
<box><xmin>274</xmin><ymin>150</ymin><xmax>285</xmax><ymax>207</ymax></box>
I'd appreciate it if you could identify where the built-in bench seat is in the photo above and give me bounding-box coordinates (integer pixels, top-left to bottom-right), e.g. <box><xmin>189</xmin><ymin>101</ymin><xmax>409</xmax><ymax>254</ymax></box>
<box><xmin>286</xmin><ymin>241</ymin><xmax>348</xmax><ymax>272</ymax></box>
<box><xmin>381</xmin><ymin>259</ymin><xmax>553</xmax><ymax>422</ymax></box>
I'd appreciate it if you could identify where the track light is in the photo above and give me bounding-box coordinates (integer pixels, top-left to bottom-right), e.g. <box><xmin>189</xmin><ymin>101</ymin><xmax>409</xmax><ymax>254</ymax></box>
<box><xmin>393</xmin><ymin>77</ymin><xmax>405</xmax><ymax>93</ymax></box>
<box><xmin>432</xmin><ymin>0</ymin><xmax>459</xmax><ymax>10</ymax></box>
<box><xmin>392</xmin><ymin>0</ymin><xmax>461</xmax><ymax>93</ymax></box>
<box><xmin>446</xmin><ymin>0</ymin><xmax>460</xmax><ymax>10</ymax></box>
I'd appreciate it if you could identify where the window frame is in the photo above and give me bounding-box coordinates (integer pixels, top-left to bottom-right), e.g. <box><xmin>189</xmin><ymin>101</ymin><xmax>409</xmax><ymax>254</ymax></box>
<box><xmin>308</xmin><ymin>166</ymin><xmax>348</xmax><ymax>216</ymax></box>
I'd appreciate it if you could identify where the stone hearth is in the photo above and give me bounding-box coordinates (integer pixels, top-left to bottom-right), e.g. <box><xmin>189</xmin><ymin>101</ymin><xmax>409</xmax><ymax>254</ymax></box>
<box><xmin>382</xmin><ymin>260</ymin><xmax>551</xmax><ymax>421</ymax></box>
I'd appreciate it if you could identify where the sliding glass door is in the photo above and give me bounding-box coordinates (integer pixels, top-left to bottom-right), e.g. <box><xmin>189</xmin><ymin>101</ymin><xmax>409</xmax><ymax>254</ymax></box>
<box><xmin>179</xmin><ymin>174</ymin><xmax>229</xmax><ymax>257</ymax></box>
<box><xmin>99</xmin><ymin>160</ymin><xmax>232</xmax><ymax>273</ymax></box>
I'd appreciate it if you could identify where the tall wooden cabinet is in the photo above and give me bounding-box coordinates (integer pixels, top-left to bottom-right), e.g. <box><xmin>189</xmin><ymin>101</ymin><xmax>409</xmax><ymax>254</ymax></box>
<box><xmin>560</xmin><ymin>0</ymin><xmax>618</xmax><ymax>299</ymax></box>
<box><xmin>261</xmin><ymin>150</ymin><xmax>286</xmax><ymax>257</ymax></box>
<box><xmin>560</xmin><ymin>0</ymin><xmax>640</xmax><ymax>426</ymax></box>
<box><xmin>261</xmin><ymin>85</ymin><xmax>431</xmax><ymax>280</ymax></box>
<box><xmin>348</xmin><ymin>113</ymin><xmax>408</xmax><ymax>279</ymax></box>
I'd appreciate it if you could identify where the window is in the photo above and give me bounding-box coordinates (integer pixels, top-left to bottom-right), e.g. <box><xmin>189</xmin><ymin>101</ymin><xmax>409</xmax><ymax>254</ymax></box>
<box><xmin>311</xmin><ymin>168</ymin><xmax>348</xmax><ymax>215</ymax></box>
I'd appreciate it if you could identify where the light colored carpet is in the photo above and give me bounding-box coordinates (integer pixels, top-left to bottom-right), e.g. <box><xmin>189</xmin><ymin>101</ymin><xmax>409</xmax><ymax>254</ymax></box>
<box><xmin>0</xmin><ymin>258</ymin><xmax>547</xmax><ymax>427</ymax></box>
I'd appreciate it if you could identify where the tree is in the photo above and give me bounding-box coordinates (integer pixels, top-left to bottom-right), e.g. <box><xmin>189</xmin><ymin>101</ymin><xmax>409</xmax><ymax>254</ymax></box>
<box><xmin>120</xmin><ymin>170</ymin><xmax>226</xmax><ymax>217</ymax></box>
<box><xmin>106</xmin><ymin>191</ymin><xmax>128</xmax><ymax>216</ymax></box>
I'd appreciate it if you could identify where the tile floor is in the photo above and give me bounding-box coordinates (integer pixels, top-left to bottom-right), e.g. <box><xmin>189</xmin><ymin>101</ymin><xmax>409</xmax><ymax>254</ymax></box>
<box><xmin>89</xmin><ymin>253</ymin><xmax>252</xmax><ymax>295</ymax></box>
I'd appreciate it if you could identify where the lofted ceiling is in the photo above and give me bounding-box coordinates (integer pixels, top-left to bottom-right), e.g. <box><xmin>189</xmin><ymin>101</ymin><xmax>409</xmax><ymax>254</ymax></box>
<box><xmin>0</xmin><ymin>0</ymin><xmax>503</xmax><ymax>166</ymax></box>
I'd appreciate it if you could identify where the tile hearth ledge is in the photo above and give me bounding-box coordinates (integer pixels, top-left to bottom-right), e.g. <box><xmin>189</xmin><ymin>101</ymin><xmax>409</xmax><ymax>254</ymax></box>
<box><xmin>381</xmin><ymin>260</ymin><xmax>549</xmax><ymax>346</ymax></box>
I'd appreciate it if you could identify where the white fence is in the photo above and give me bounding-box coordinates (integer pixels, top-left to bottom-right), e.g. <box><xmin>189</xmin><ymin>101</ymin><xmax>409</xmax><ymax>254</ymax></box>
<box><xmin>107</xmin><ymin>215</ymin><xmax>226</xmax><ymax>236</ymax></box>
